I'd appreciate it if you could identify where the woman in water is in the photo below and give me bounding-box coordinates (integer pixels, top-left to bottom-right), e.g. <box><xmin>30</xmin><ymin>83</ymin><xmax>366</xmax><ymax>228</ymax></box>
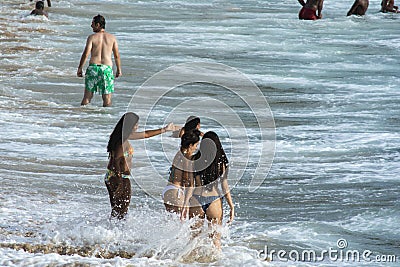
<box><xmin>177</xmin><ymin>116</ymin><xmax>204</xmax><ymax>138</ymax></box>
<box><xmin>182</xmin><ymin>131</ymin><xmax>234</xmax><ymax>249</ymax></box>
<box><xmin>106</xmin><ymin>112</ymin><xmax>174</xmax><ymax>219</ymax></box>
<box><xmin>162</xmin><ymin>130</ymin><xmax>201</xmax><ymax>214</ymax></box>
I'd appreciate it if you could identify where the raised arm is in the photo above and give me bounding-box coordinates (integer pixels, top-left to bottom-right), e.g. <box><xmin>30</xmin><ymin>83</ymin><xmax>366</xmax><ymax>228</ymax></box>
<box><xmin>298</xmin><ymin>0</ymin><xmax>306</xmax><ymax>6</ymax></box>
<box><xmin>317</xmin><ymin>0</ymin><xmax>324</xmax><ymax>18</ymax></box>
<box><xmin>128</xmin><ymin>122</ymin><xmax>174</xmax><ymax>140</ymax></box>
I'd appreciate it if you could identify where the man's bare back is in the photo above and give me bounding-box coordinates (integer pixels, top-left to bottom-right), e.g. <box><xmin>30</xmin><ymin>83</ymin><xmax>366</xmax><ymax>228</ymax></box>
<box><xmin>87</xmin><ymin>31</ymin><xmax>117</xmax><ymax>67</ymax></box>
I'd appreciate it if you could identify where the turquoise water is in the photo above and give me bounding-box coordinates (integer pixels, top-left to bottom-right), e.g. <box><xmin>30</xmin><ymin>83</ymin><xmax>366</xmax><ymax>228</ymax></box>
<box><xmin>0</xmin><ymin>0</ymin><xmax>399</xmax><ymax>266</ymax></box>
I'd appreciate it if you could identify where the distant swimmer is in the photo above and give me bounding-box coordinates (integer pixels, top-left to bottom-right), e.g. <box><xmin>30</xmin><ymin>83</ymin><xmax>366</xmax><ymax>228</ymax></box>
<box><xmin>30</xmin><ymin>1</ymin><xmax>48</xmax><ymax>18</ymax></box>
<box><xmin>31</xmin><ymin>0</ymin><xmax>51</xmax><ymax>7</ymax></box>
<box><xmin>77</xmin><ymin>14</ymin><xmax>122</xmax><ymax>107</ymax></box>
<box><xmin>347</xmin><ymin>0</ymin><xmax>369</xmax><ymax>16</ymax></box>
<box><xmin>381</xmin><ymin>0</ymin><xmax>399</xmax><ymax>12</ymax></box>
<box><xmin>298</xmin><ymin>0</ymin><xmax>324</xmax><ymax>20</ymax></box>
<box><xmin>106</xmin><ymin>112</ymin><xmax>174</xmax><ymax>220</ymax></box>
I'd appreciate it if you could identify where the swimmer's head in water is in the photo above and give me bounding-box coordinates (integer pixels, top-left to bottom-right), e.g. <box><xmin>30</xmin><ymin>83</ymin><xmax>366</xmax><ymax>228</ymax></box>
<box><xmin>36</xmin><ymin>1</ymin><xmax>44</xmax><ymax>9</ymax></box>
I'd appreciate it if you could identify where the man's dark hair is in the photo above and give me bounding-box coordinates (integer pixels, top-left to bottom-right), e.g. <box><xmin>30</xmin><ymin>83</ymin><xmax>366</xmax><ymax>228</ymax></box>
<box><xmin>93</xmin><ymin>14</ymin><xmax>106</xmax><ymax>29</ymax></box>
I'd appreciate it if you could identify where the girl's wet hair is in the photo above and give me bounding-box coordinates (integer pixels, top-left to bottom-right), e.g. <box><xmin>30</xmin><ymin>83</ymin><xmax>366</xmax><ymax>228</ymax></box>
<box><xmin>180</xmin><ymin>129</ymin><xmax>201</xmax><ymax>150</ymax></box>
<box><xmin>107</xmin><ymin>112</ymin><xmax>139</xmax><ymax>153</ymax></box>
<box><xmin>196</xmin><ymin>131</ymin><xmax>229</xmax><ymax>186</ymax></box>
<box><xmin>93</xmin><ymin>14</ymin><xmax>106</xmax><ymax>29</ymax></box>
<box><xmin>183</xmin><ymin>116</ymin><xmax>200</xmax><ymax>132</ymax></box>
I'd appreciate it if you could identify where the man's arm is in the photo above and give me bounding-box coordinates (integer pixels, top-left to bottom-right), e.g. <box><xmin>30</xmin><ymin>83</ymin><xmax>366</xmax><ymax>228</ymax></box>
<box><xmin>77</xmin><ymin>36</ymin><xmax>92</xmax><ymax>77</ymax></box>
<box><xmin>112</xmin><ymin>39</ymin><xmax>122</xmax><ymax>78</ymax></box>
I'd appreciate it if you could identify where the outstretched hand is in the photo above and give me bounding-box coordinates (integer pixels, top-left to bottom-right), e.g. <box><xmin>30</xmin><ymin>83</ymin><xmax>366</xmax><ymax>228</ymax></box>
<box><xmin>164</xmin><ymin>122</ymin><xmax>175</xmax><ymax>132</ymax></box>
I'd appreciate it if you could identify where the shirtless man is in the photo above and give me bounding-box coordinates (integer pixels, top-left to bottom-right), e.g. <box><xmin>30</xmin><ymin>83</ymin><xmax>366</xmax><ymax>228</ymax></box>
<box><xmin>347</xmin><ymin>0</ymin><xmax>369</xmax><ymax>16</ymax></box>
<box><xmin>77</xmin><ymin>14</ymin><xmax>122</xmax><ymax>107</ymax></box>
<box><xmin>380</xmin><ymin>0</ymin><xmax>399</xmax><ymax>12</ymax></box>
<box><xmin>298</xmin><ymin>0</ymin><xmax>324</xmax><ymax>20</ymax></box>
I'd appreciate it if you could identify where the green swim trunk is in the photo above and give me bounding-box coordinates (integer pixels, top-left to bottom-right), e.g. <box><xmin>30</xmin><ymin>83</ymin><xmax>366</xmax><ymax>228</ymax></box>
<box><xmin>85</xmin><ymin>64</ymin><xmax>114</xmax><ymax>95</ymax></box>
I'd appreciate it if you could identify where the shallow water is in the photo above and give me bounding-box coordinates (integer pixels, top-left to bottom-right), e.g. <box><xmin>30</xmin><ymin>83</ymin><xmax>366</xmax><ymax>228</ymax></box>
<box><xmin>1</xmin><ymin>0</ymin><xmax>399</xmax><ymax>266</ymax></box>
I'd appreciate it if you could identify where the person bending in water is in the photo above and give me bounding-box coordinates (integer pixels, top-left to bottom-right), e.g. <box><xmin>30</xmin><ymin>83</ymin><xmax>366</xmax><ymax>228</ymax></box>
<box><xmin>30</xmin><ymin>1</ymin><xmax>48</xmax><ymax>18</ymax></box>
<box><xmin>182</xmin><ymin>131</ymin><xmax>234</xmax><ymax>249</ymax></box>
<box><xmin>77</xmin><ymin>14</ymin><xmax>122</xmax><ymax>107</ymax></box>
<box><xmin>171</xmin><ymin>115</ymin><xmax>204</xmax><ymax>138</ymax></box>
<box><xmin>381</xmin><ymin>0</ymin><xmax>399</xmax><ymax>12</ymax></box>
<box><xmin>347</xmin><ymin>0</ymin><xmax>369</xmax><ymax>16</ymax></box>
<box><xmin>106</xmin><ymin>112</ymin><xmax>174</xmax><ymax>219</ymax></box>
<box><xmin>162</xmin><ymin>130</ymin><xmax>201</xmax><ymax>214</ymax></box>
<box><xmin>298</xmin><ymin>0</ymin><xmax>324</xmax><ymax>20</ymax></box>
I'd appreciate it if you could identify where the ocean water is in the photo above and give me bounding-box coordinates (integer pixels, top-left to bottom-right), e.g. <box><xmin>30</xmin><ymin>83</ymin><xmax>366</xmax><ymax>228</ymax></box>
<box><xmin>1</xmin><ymin>0</ymin><xmax>399</xmax><ymax>266</ymax></box>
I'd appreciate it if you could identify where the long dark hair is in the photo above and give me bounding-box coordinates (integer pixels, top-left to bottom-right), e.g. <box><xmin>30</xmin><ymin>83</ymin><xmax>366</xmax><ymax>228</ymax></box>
<box><xmin>196</xmin><ymin>131</ymin><xmax>228</xmax><ymax>186</ymax></box>
<box><xmin>183</xmin><ymin>116</ymin><xmax>200</xmax><ymax>133</ymax></box>
<box><xmin>180</xmin><ymin>129</ymin><xmax>201</xmax><ymax>152</ymax></box>
<box><xmin>107</xmin><ymin>112</ymin><xmax>139</xmax><ymax>153</ymax></box>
